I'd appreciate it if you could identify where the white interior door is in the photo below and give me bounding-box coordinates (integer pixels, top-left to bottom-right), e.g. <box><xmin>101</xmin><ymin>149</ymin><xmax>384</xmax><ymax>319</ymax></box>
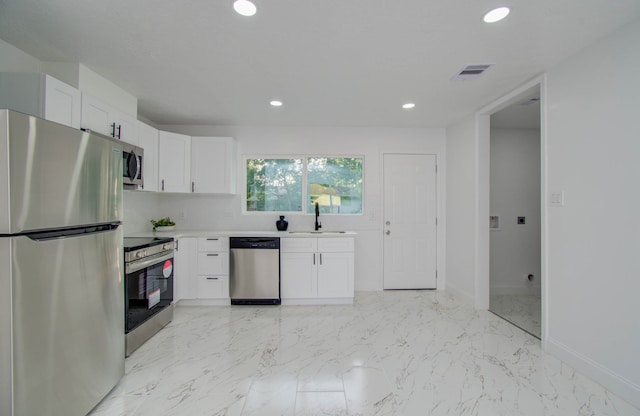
<box><xmin>383</xmin><ymin>154</ymin><xmax>437</xmax><ymax>289</ymax></box>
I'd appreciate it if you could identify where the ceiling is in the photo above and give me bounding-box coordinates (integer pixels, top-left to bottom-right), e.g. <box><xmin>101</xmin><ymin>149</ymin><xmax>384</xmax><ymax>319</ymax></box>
<box><xmin>1</xmin><ymin>0</ymin><xmax>639</xmax><ymax>128</ymax></box>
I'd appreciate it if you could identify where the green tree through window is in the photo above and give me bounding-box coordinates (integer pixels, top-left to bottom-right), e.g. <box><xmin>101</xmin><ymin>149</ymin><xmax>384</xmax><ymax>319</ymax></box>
<box><xmin>246</xmin><ymin>157</ymin><xmax>363</xmax><ymax>214</ymax></box>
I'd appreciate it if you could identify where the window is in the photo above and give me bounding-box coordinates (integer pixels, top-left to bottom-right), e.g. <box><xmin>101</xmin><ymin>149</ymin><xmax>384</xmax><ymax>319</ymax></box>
<box><xmin>245</xmin><ymin>157</ymin><xmax>363</xmax><ymax>214</ymax></box>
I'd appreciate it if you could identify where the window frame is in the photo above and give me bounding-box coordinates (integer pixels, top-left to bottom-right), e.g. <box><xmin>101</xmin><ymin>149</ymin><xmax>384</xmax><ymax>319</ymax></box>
<box><xmin>242</xmin><ymin>154</ymin><xmax>364</xmax><ymax>216</ymax></box>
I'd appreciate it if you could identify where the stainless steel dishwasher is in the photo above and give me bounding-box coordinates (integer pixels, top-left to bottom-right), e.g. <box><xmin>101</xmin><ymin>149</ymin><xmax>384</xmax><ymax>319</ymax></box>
<box><xmin>229</xmin><ymin>237</ymin><xmax>281</xmax><ymax>305</ymax></box>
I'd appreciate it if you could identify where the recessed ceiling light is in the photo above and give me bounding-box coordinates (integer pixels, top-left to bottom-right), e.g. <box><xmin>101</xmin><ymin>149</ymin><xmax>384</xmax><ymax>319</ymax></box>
<box><xmin>270</xmin><ymin>100</ymin><xmax>283</xmax><ymax>107</ymax></box>
<box><xmin>402</xmin><ymin>103</ymin><xmax>416</xmax><ymax>109</ymax></box>
<box><xmin>233</xmin><ymin>0</ymin><xmax>256</xmax><ymax>17</ymax></box>
<box><xmin>483</xmin><ymin>6</ymin><xmax>510</xmax><ymax>23</ymax></box>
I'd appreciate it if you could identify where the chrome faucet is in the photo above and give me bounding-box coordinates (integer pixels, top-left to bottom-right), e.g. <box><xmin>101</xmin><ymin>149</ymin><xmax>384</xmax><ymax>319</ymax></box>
<box><xmin>315</xmin><ymin>202</ymin><xmax>322</xmax><ymax>231</ymax></box>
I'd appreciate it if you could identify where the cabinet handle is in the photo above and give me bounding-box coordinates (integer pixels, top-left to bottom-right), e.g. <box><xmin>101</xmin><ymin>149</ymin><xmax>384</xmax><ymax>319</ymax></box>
<box><xmin>175</xmin><ymin>240</ymin><xmax>179</xmax><ymax>251</ymax></box>
<box><xmin>110</xmin><ymin>122</ymin><xmax>116</xmax><ymax>138</ymax></box>
<box><xmin>192</xmin><ymin>181</ymin><xmax>195</xmax><ymax>193</ymax></box>
<box><xmin>320</xmin><ymin>253</ymin><xmax>323</xmax><ymax>265</ymax></box>
<box><xmin>117</xmin><ymin>124</ymin><xmax>122</xmax><ymax>139</ymax></box>
<box><xmin>161</xmin><ymin>179</ymin><xmax>165</xmax><ymax>191</ymax></box>
<box><xmin>206</xmin><ymin>277</ymin><xmax>219</xmax><ymax>280</ymax></box>
<box><xmin>313</xmin><ymin>253</ymin><xmax>316</xmax><ymax>265</ymax></box>
<box><xmin>207</xmin><ymin>253</ymin><xmax>219</xmax><ymax>257</ymax></box>
<box><xmin>206</xmin><ymin>238</ymin><xmax>219</xmax><ymax>241</ymax></box>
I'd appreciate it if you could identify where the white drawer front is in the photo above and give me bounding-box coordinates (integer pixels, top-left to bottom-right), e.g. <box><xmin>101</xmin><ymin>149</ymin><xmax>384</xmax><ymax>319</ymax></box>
<box><xmin>317</xmin><ymin>237</ymin><xmax>354</xmax><ymax>253</ymax></box>
<box><xmin>197</xmin><ymin>252</ymin><xmax>228</xmax><ymax>275</ymax></box>
<box><xmin>197</xmin><ymin>275</ymin><xmax>229</xmax><ymax>299</ymax></box>
<box><xmin>198</xmin><ymin>237</ymin><xmax>229</xmax><ymax>252</ymax></box>
<box><xmin>281</xmin><ymin>238</ymin><xmax>318</xmax><ymax>253</ymax></box>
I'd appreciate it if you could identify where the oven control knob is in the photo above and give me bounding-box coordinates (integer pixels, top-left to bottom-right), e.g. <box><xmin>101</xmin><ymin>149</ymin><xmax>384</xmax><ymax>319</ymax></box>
<box><xmin>136</xmin><ymin>251</ymin><xmax>144</xmax><ymax>258</ymax></box>
<box><xmin>163</xmin><ymin>243</ymin><xmax>172</xmax><ymax>251</ymax></box>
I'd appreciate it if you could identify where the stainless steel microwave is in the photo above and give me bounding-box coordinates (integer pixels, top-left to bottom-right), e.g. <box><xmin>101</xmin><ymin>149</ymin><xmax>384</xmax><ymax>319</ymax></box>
<box><xmin>122</xmin><ymin>143</ymin><xmax>144</xmax><ymax>189</ymax></box>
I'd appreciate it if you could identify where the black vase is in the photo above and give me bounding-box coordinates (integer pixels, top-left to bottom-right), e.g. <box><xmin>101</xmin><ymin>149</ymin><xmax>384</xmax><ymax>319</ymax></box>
<box><xmin>276</xmin><ymin>215</ymin><xmax>288</xmax><ymax>231</ymax></box>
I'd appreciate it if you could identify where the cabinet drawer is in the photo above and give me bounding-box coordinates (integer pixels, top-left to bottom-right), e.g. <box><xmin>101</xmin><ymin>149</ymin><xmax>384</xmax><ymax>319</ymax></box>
<box><xmin>198</xmin><ymin>237</ymin><xmax>229</xmax><ymax>252</ymax></box>
<box><xmin>317</xmin><ymin>237</ymin><xmax>354</xmax><ymax>252</ymax></box>
<box><xmin>197</xmin><ymin>275</ymin><xmax>229</xmax><ymax>299</ymax></box>
<box><xmin>281</xmin><ymin>238</ymin><xmax>318</xmax><ymax>253</ymax></box>
<box><xmin>197</xmin><ymin>252</ymin><xmax>228</xmax><ymax>275</ymax></box>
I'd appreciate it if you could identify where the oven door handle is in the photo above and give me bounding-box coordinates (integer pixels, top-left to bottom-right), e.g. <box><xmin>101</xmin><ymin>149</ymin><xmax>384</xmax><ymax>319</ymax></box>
<box><xmin>126</xmin><ymin>252</ymin><xmax>174</xmax><ymax>274</ymax></box>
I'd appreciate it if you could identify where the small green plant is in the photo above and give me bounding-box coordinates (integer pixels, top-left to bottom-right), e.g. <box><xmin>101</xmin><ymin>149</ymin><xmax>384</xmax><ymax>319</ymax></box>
<box><xmin>150</xmin><ymin>217</ymin><xmax>176</xmax><ymax>230</ymax></box>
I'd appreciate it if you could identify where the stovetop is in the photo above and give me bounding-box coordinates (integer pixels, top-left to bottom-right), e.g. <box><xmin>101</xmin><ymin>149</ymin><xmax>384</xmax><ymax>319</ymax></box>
<box><xmin>123</xmin><ymin>236</ymin><xmax>174</xmax><ymax>252</ymax></box>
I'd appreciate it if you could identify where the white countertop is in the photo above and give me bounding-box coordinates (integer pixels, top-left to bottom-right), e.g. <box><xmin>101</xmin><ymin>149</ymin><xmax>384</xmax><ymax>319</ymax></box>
<box><xmin>125</xmin><ymin>230</ymin><xmax>357</xmax><ymax>238</ymax></box>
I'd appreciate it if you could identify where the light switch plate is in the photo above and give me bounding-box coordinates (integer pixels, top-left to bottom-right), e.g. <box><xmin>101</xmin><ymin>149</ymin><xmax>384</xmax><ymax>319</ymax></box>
<box><xmin>550</xmin><ymin>191</ymin><xmax>565</xmax><ymax>207</ymax></box>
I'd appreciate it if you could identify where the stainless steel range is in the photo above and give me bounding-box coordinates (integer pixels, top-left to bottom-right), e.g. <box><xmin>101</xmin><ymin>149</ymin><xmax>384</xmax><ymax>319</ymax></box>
<box><xmin>124</xmin><ymin>237</ymin><xmax>175</xmax><ymax>356</ymax></box>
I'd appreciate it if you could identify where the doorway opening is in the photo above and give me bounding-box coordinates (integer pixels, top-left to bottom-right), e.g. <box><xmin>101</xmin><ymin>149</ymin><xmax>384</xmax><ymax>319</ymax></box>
<box><xmin>488</xmin><ymin>86</ymin><xmax>541</xmax><ymax>338</ymax></box>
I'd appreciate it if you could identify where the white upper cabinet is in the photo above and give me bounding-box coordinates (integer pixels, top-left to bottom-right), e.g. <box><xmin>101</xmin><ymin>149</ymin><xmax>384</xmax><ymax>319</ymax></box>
<box><xmin>136</xmin><ymin>121</ymin><xmax>159</xmax><ymax>192</ymax></box>
<box><xmin>190</xmin><ymin>137</ymin><xmax>237</xmax><ymax>194</ymax></box>
<box><xmin>81</xmin><ymin>93</ymin><xmax>138</xmax><ymax>144</ymax></box>
<box><xmin>158</xmin><ymin>131</ymin><xmax>191</xmax><ymax>193</ymax></box>
<box><xmin>0</xmin><ymin>73</ymin><xmax>81</xmax><ymax>128</ymax></box>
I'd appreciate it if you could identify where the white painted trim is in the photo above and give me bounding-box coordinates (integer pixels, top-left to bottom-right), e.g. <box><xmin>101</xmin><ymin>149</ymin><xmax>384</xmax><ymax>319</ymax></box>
<box><xmin>176</xmin><ymin>299</ymin><xmax>230</xmax><ymax>306</ymax></box>
<box><xmin>546</xmin><ymin>337</ymin><xmax>640</xmax><ymax>409</ymax></box>
<box><xmin>281</xmin><ymin>298</ymin><xmax>353</xmax><ymax>305</ymax></box>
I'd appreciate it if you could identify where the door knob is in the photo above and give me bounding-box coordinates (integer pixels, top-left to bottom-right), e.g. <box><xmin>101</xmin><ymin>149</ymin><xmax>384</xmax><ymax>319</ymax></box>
<box><xmin>385</xmin><ymin>230</ymin><xmax>391</xmax><ymax>235</ymax></box>
<box><xmin>385</xmin><ymin>221</ymin><xmax>390</xmax><ymax>225</ymax></box>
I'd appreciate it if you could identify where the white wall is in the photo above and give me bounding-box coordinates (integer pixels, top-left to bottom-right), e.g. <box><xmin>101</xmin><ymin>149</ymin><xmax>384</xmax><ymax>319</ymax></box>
<box><xmin>544</xmin><ymin>19</ymin><xmax>640</xmax><ymax>408</ymax></box>
<box><xmin>490</xmin><ymin>128</ymin><xmax>541</xmax><ymax>295</ymax></box>
<box><xmin>445</xmin><ymin>116</ymin><xmax>476</xmax><ymax>303</ymax></box>
<box><xmin>446</xmin><ymin>18</ymin><xmax>640</xmax><ymax>408</ymax></box>
<box><xmin>148</xmin><ymin>124</ymin><xmax>447</xmax><ymax>291</ymax></box>
<box><xmin>0</xmin><ymin>38</ymin><xmax>42</xmax><ymax>72</ymax></box>
<box><xmin>122</xmin><ymin>191</ymin><xmax>163</xmax><ymax>235</ymax></box>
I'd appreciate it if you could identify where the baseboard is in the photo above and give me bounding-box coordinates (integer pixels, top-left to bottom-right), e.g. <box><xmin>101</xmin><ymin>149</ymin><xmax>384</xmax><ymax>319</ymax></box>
<box><xmin>546</xmin><ymin>337</ymin><xmax>640</xmax><ymax>409</ymax></box>
<box><xmin>176</xmin><ymin>298</ymin><xmax>230</xmax><ymax>306</ymax></box>
<box><xmin>444</xmin><ymin>283</ymin><xmax>474</xmax><ymax>305</ymax></box>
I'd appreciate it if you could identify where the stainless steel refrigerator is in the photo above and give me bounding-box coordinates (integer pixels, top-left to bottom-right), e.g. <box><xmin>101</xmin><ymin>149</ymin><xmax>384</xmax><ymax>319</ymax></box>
<box><xmin>0</xmin><ymin>110</ymin><xmax>125</xmax><ymax>416</ymax></box>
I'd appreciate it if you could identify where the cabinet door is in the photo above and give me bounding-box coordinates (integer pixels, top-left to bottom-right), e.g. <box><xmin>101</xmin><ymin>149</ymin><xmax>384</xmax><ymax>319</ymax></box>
<box><xmin>114</xmin><ymin>111</ymin><xmax>138</xmax><ymax>145</ymax></box>
<box><xmin>317</xmin><ymin>252</ymin><xmax>354</xmax><ymax>298</ymax></box>
<box><xmin>158</xmin><ymin>131</ymin><xmax>191</xmax><ymax>192</ymax></box>
<box><xmin>197</xmin><ymin>252</ymin><xmax>228</xmax><ymax>275</ymax></box>
<box><xmin>43</xmin><ymin>75</ymin><xmax>81</xmax><ymax>128</ymax></box>
<box><xmin>136</xmin><ymin>121</ymin><xmax>158</xmax><ymax>192</ymax></box>
<box><xmin>81</xmin><ymin>93</ymin><xmax>113</xmax><ymax>137</ymax></box>
<box><xmin>191</xmin><ymin>137</ymin><xmax>236</xmax><ymax>194</ymax></box>
<box><xmin>197</xmin><ymin>275</ymin><xmax>229</xmax><ymax>299</ymax></box>
<box><xmin>281</xmin><ymin>252</ymin><xmax>317</xmax><ymax>298</ymax></box>
<box><xmin>174</xmin><ymin>238</ymin><xmax>197</xmax><ymax>301</ymax></box>
<box><xmin>198</xmin><ymin>237</ymin><xmax>228</xmax><ymax>252</ymax></box>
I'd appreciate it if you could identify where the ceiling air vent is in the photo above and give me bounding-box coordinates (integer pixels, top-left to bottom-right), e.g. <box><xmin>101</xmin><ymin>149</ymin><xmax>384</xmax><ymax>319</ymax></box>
<box><xmin>451</xmin><ymin>63</ymin><xmax>495</xmax><ymax>81</ymax></box>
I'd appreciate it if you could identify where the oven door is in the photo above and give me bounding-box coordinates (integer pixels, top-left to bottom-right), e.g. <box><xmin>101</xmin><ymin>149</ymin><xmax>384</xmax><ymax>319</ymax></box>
<box><xmin>125</xmin><ymin>251</ymin><xmax>173</xmax><ymax>333</ymax></box>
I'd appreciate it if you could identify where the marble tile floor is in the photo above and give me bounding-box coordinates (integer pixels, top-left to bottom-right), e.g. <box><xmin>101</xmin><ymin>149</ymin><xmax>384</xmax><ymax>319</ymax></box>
<box><xmin>489</xmin><ymin>294</ymin><xmax>541</xmax><ymax>339</ymax></box>
<box><xmin>89</xmin><ymin>291</ymin><xmax>639</xmax><ymax>416</ymax></box>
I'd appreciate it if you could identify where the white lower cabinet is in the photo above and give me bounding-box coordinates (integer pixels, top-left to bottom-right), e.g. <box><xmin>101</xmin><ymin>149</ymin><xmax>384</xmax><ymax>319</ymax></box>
<box><xmin>174</xmin><ymin>237</ymin><xmax>197</xmax><ymax>301</ymax></box>
<box><xmin>175</xmin><ymin>237</ymin><xmax>230</xmax><ymax>305</ymax></box>
<box><xmin>280</xmin><ymin>237</ymin><xmax>354</xmax><ymax>304</ymax></box>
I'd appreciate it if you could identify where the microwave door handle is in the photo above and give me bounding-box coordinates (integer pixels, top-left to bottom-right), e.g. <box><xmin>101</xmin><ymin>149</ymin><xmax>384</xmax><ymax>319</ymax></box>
<box><xmin>134</xmin><ymin>151</ymin><xmax>141</xmax><ymax>180</ymax></box>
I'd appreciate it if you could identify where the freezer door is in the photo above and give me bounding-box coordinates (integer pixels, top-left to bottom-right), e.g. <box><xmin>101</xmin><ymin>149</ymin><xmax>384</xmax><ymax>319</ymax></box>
<box><xmin>8</xmin><ymin>228</ymin><xmax>124</xmax><ymax>416</ymax></box>
<box><xmin>2</xmin><ymin>110</ymin><xmax>123</xmax><ymax>233</ymax></box>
